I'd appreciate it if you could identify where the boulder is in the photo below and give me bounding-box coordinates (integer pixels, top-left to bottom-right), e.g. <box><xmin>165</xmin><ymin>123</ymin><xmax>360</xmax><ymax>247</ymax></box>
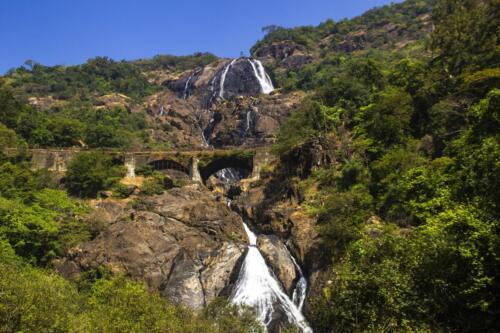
<box><xmin>201</xmin><ymin>242</ymin><xmax>245</xmax><ymax>303</ymax></box>
<box><xmin>257</xmin><ymin>235</ymin><xmax>298</xmax><ymax>294</ymax></box>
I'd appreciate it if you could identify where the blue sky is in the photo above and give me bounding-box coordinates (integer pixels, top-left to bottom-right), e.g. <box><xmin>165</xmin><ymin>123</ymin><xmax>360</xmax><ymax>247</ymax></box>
<box><xmin>0</xmin><ymin>0</ymin><xmax>400</xmax><ymax>74</ymax></box>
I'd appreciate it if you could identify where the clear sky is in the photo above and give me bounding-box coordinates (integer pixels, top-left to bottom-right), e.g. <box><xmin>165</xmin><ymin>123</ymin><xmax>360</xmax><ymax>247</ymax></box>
<box><xmin>0</xmin><ymin>0</ymin><xmax>400</xmax><ymax>74</ymax></box>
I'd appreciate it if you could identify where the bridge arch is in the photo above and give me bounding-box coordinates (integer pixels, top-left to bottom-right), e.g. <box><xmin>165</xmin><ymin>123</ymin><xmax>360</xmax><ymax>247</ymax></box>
<box><xmin>198</xmin><ymin>154</ymin><xmax>254</xmax><ymax>183</ymax></box>
<box><xmin>148</xmin><ymin>159</ymin><xmax>190</xmax><ymax>175</ymax></box>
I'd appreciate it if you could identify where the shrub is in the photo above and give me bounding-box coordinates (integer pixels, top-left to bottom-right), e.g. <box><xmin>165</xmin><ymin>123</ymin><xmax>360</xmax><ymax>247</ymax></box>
<box><xmin>140</xmin><ymin>173</ymin><xmax>166</xmax><ymax>196</ymax></box>
<box><xmin>65</xmin><ymin>152</ymin><xmax>126</xmax><ymax>198</ymax></box>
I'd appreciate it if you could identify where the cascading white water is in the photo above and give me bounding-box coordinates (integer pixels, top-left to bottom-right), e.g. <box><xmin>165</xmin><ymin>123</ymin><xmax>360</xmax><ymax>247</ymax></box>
<box><xmin>287</xmin><ymin>247</ymin><xmax>307</xmax><ymax>312</ymax></box>
<box><xmin>248</xmin><ymin>59</ymin><xmax>274</xmax><ymax>94</ymax></box>
<box><xmin>219</xmin><ymin>59</ymin><xmax>237</xmax><ymax>99</ymax></box>
<box><xmin>231</xmin><ymin>223</ymin><xmax>313</xmax><ymax>333</ymax></box>
<box><xmin>183</xmin><ymin>73</ymin><xmax>195</xmax><ymax>100</ymax></box>
<box><xmin>245</xmin><ymin>109</ymin><xmax>252</xmax><ymax>133</ymax></box>
<box><xmin>292</xmin><ymin>277</ymin><xmax>307</xmax><ymax>312</ymax></box>
<box><xmin>216</xmin><ymin>167</ymin><xmax>242</xmax><ymax>183</ymax></box>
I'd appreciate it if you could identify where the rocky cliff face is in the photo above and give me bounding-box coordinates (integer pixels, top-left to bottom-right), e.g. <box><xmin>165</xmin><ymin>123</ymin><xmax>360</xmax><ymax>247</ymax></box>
<box><xmin>228</xmin><ymin>136</ymin><xmax>340</xmax><ymax>317</ymax></box>
<box><xmin>139</xmin><ymin>57</ymin><xmax>304</xmax><ymax>149</ymax></box>
<box><xmin>56</xmin><ymin>184</ymin><xmax>247</xmax><ymax>309</ymax></box>
<box><xmin>52</xmin><ymin>135</ymin><xmax>341</xmax><ymax>332</ymax></box>
<box><xmin>257</xmin><ymin>235</ymin><xmax>299</xmax><ymax>294</ymax></box>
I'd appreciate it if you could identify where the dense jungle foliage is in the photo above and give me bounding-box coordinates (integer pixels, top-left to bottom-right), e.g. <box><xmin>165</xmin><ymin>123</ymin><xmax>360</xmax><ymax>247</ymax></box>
<box><xmin>271</xmin><ymin>0</ymin><xmax>500</xmax><ymax>331</ymax></box>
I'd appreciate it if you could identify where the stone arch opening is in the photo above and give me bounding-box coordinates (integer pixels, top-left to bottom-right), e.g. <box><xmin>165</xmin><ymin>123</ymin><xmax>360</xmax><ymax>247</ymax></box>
<box><xmin>198</xmin><ymin>155</ymin><xmax>253</xmax><ymax>183</ymax></box>
<box><xmin>148</xmin><ymin>159</ymin><xmax>190</xmax><ymax>175</ymax></box>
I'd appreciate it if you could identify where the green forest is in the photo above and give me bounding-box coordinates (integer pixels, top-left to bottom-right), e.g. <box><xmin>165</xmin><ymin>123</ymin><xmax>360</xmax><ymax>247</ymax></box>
<box><xmin>271</xmin><ymin>0</ymin><xmax>499</xmax><ymax>331</ymax></box>
<box><xmin>0</xmin><ymin>0</ymin><xmax>499</xmax><ymax>332</ymax></box>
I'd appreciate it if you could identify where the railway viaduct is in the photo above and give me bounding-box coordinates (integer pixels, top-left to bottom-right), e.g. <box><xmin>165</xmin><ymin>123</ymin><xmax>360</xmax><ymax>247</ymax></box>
<box><xmin>3</xmin><ymin>147</ymin><xmax>273</xmax><ymax>183</ymax></box>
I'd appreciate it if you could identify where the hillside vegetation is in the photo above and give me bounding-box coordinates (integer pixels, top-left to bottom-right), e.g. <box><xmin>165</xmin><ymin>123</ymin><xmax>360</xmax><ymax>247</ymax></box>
<box><xmin>269</xmin><ymin>0</ymin><xmax>499</xmax><ymax>331</ymax></box>
<box><xmin>0</xmin><ymin>0</ymin><xmax>499</xmax><ymax>332</ymax></box>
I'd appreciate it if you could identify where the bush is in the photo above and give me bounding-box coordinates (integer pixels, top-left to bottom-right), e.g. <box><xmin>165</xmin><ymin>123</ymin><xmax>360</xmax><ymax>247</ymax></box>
<box><xmin>111</xmin><ymin>183</ymin><xmax>132</xmax><ymax>198</ymax></box>
<box><xmin>0</xmin><ymin>255</ymin><xmax>262</xmax><ymax>333</ymax></box>
<box><xmin>0</xmin><ymin>256</ymin><xmax>79</xmax><ymax>333</ymax></box>
<box><xmin>140</xmin><ymin>173</ymin><xmax>166</xmax><ymax>196</ymax></box>
<box><xmin>135</xmin><ymin>164</ymin><xmax>155</xmax><ymax>177</ymax></box>
<box><xmin>65</xmin><ymin>152</ymin><xmax>126</xmax><ymax>198</ymax></box>
<box><xmin>0</xmin><ymin>189</ymin><xmax>90</xmax><ymax>265</ymax></box>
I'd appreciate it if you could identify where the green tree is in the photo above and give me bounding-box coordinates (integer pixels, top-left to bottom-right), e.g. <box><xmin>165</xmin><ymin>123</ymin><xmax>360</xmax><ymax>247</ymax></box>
<box><xmin>65</xmin><ymin>152</ymin><xmax>126</xmax><ymax>198</ymax></box>
<box><xmin>354</xmin><ymin>88</ymin><xmax>414</xmax><ymax>154</ymax></box>
<box><xmin>48</xmin><ymin>117</ymin><xmax>84</xmax><ymax>147</ymax></box>
<box><xmin>0</xmin><ymin>256</ymin><xmax>79</xmax><ymax>333</ymax></box>
<box><xmin>430</xmin><ymin>0</ymin><xmax>499</xmax><ymax>76</ymax></box>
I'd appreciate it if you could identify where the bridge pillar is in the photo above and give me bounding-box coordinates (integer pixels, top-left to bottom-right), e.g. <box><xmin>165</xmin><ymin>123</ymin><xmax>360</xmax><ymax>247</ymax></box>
<box><xmin>124</xmin><ymin>154</ymin><xmax>136</xmax><ymax>178</ymax></box>
<box><xmin>190</xmin><ymin>158</ymin><xmax>202</xmax><ymax>183</ymax></box>
<box><xmin>252</xmin><ymin>150</ymin><xmax>274</xmax><ymax>180</ymax></box>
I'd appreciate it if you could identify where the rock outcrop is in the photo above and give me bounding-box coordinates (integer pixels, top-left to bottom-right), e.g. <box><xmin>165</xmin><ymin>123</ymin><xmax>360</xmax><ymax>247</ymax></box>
<box><xmin>257</xmin><ymin>235</ymin><xmax>298</xmax><ymax>295</ymax></box>
<box><xmin>205</xmin><ymin>92</ymin><xmax>304</xmax><ymax>148</ymax></box>
<box><xmin>136</xmin><ymin>57</ymin><xmax>295</xmax><ymax>149</ymax></box>
<box><xmin>56</xmin><ymin>184</ymin><xmax>247</xmax><ymax>309</ymax></box>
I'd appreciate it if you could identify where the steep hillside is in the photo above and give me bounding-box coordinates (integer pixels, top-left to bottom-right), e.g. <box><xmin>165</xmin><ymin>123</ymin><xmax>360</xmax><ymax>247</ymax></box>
<box><xmin>252</xmin><ymin>0</ymin><xmax>435</xmax><ymax>90</ymax></box>
<box><xmin>0</xmin><ymin>0</ymin><xmax>437</xmax><ymax>152</ymax></box>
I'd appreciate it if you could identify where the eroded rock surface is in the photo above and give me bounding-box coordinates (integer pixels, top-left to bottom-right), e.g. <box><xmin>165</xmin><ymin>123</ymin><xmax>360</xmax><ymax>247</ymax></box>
<box><xmin>257</xmin><ymin>235</ymin><xmax>298</xmax><ymax>295</ymax></box>
<box><xmin>56</xmin><ymin>184</ymin><xmax>247</xmax><ymax>310</ymax></box>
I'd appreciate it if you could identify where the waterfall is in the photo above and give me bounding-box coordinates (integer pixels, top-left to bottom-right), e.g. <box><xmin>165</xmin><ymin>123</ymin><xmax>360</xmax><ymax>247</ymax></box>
<box><xmin>287</xmin><ymin>246</ymin><xmax>307</xmax><ymax>312</ymax></box>
<box><xmin>245</xmin><ymin>109</ymin><xmax>252</xmax><ymax>133</ymax></box>
<box><xmin>182</xmin><ymin>73</ymin><xmax>195</xmax><ymax>100</ymax></box>
<box><xmin>248</xmin><ymin>59</ymin><xmax>274</xmax><ymax>94</ymax></box>
<box><xmin>196</xmin><ymin>110</ymin><xmax>211</xmax><ymax>147</ymax></box>
<box><xmin>219</xmin><ymin>59</ymin><xmax>237</xmax><ymax>99</ymax></box>
<box><xmin>215</xmin><ymin>167</ymin><xmax>243</xmax><ymax>183</ymax></box>
<box><xmin>231</xmin><ymin>223</ymin><xmax>313</xmax><ymax>333</ymax></box>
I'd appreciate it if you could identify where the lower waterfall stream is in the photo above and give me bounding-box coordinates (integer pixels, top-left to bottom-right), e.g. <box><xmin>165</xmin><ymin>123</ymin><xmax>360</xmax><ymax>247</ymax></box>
<box><xmin>230</xmin><ymin>222</ymin><xmax>313</xmax><ymax>332</ymax></box>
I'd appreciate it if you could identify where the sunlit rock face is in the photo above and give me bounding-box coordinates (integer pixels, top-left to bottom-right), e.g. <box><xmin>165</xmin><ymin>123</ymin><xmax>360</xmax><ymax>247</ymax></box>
<box><xmin>209</xmin><ymin>58</ymin><xmax>274</xmax><ymax>102</ymax></box>
<box><xmin>165</xmin><ymin>57</ymin><xmax>274</xmax><ymax>105</ymax></box>
<box><xmin>147</xmin><ymin>57</ymin><xmax>309</xmax><ymax>150</ymax></box>
<box><xmin>55</xmin><ymin>184</ymin><xmax>248</xmax><ymax>309</ymax></box>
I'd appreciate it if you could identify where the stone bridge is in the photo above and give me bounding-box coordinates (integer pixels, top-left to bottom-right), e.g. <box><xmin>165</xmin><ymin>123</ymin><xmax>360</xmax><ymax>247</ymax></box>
<box><xmin>3</xmin><ymin>147</ymin><xmax>273</xmax><ymax>183</ymax></box>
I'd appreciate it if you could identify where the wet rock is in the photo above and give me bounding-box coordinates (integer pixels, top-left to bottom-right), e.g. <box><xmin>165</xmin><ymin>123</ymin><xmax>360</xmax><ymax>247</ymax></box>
<box><xmin>257</xmin><ymin>235</ymin><xmax>299</xmax><ymax>294</ymax></box>
<box><xmin>209</xmin><ymin>58</ymin><xmax>272</xmax><ymax>102</ymax></box>
<box><xmin>206</xmin><ymin>92</ymin><xmax>301</xmax><ymax>147</ymax></box>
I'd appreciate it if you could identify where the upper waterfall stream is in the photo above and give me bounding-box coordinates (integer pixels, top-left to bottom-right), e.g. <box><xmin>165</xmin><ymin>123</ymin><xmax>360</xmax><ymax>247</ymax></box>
<box><xmin>247</xmin><ymin>59</ymin><xmax>274</xmax><ymax>94</ymax></box>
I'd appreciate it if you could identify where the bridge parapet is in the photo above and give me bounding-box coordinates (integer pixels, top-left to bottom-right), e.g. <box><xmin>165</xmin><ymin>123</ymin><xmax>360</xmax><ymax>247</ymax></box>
<box><xmin>3</xmin><ymin>147</ymin><xmax>272</xmax><ymax>182</ymax></box>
